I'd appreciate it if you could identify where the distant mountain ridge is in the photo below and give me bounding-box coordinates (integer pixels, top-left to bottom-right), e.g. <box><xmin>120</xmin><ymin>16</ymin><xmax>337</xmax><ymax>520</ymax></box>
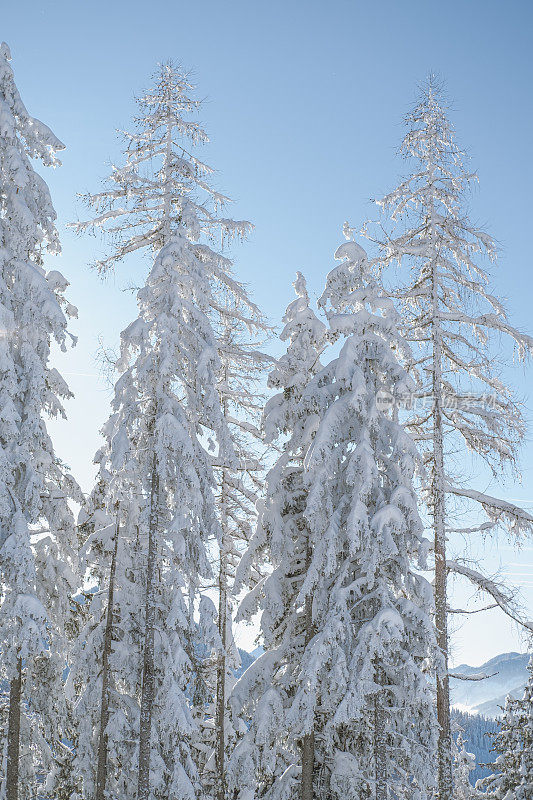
<box><xmin>450</xmin><ymin>652</ymin><xmax>530</xmax><ymax>718</ymax></box>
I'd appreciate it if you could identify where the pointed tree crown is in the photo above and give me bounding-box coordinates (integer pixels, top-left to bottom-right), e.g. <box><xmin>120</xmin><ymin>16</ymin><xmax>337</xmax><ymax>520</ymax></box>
<box><xmin>74</xmin><ymin>61</ymin><xmax>251</xmax><ymax>272</ymax></box>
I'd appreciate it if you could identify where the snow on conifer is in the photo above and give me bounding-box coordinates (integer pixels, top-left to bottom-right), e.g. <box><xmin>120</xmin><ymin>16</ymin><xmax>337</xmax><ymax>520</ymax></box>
<box><xmin>228</xmin><ymin>271</ymin><xmax>326</xmax><ymax>800</ymax></box>
<box><xmin>452</xmin><ymin>724</ymin><xmax>480</xmax><ymax>800</ymax></box>
<box><xmin>480</xmin><ymin>655</ymin><xmax>533</xmax><ymax>800</ymax></box>
<box><xmin>480</xmin><ymin>694</ymin><xmax>525</xmax><ymax>799</ymax></box>
<box><xmin>304</xmin><ymin>232</ymin><xmax>437</xmax><ymax>800</ymax></box>
<box><xmin>72</xmin><ymin>64</ymin><xmax>250</xmax><ymax>271</ymax></box>
<box><xmin>516</xmin><ymin>656</ymin><xmax>533</xmax><ymax>800</ymax></box>
<box><xmin>0</xmin><ymin>42</ymin><xmax>80</xmax><ymax>800</ymax></box>
<box><xmin>71</xmin><ymin>62</ymin><xmax>264</xmax><ymax>800</ymax></box>
<box><xmin>230</xmin><ymin>235</ymin><xmax>438</xmax><ymax>800</ymax></box>
<box><xmin>366</xmin><ymin>78</ymin><xmax>533</xmax><ymax>800</ymax></box>
<box><xmin>69</xmin><ymin>471</ymin><xmax>142</xmax><ymax>800</ymax></box>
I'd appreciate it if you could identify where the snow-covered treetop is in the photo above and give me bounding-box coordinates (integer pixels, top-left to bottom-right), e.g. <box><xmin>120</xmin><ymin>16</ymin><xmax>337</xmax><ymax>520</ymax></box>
<box><xmin>318</xmin><ymin>226</ymin><xmax>414</xmax><ymax>390</ymax></box>
<box><xmin>304</xmin><ymin>231</ymin><xmax>425</xmax><ymax>582</ymax></box>
<box><xmin>0</xmin><ymin>42</ymin><xmax>64</xmax><ymax>167</ymax></box>
<box><xmin>395</xmin><ymin>76</ymin><xmax>476</xmax><ymax>202</ymax></box>
<box><xmin>0</xmin><ymin>41</ymin><xmax>65</xmax><ymax>259</ymax></box>
<box><xmin>377</xmin><ymin>77</ymin><xmax>532</xmax><ymax>359</ymax></box>
<box><xmin>73</xmin><ymin>61</ymin><xmax>252</xmax><ymax>273</ymax></box>
<box><xmin>375</xmin><ymin>78</ymin><xmax>497</xmax><ymax>291</ymax></box>
<box><xmin>233</xmin><ymin>272</ymin><xmax>325</xmax><ymax>598</ymax></box>
<box><xmin>265</xmin><ymin>271</ymin><xmax>326</xmax><ymax>434</ymax></box>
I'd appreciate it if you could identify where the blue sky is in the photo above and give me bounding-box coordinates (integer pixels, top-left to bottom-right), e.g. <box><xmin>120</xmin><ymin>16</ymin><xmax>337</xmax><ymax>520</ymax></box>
<box><xmin>3</xmin><ymin>0</ymin><xmax>533</xmax><ymax>666</ymax></box>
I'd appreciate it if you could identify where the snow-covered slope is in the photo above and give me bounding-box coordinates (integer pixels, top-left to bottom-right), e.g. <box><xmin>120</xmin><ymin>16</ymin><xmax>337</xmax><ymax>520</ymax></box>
<box><xmin>450</xmin><ymin>652</ymin><xmax>529</xmax><ymax>718</ymax></box>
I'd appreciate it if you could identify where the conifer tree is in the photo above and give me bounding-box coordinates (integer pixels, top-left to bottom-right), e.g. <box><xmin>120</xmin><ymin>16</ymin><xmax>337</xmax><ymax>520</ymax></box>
<box><xmin>228</xmin><ymin>271</ymin><xmax>327</xmax><ymax>800</ymax></box>
<box><xmin>72</xmin><ymin>62</ymin><xmax>264</xmax><ymax>800</ymax></box>
<box><xmin>516</xmin><ymin>656</ymin><xmax>533</xmax><ymax>800</ymax></box>
<box><xmin>0</xmin><ymin>42</ymin><xmax>80</xmax><ymax>800</ymax></box>
<box><xmin>230</xmin><ymin>236</ymin><xmax>438</xmax><ymax>800</ymax></box>
<box><xmin>481</xmin><ymin>656</ymin><xmax>533</xmax><ymax>800</ymax></box>
<box><xmin>367</xmin><ymin>80</ymin><xmax>533</xmax><ymax>800</ymax></box>
<box><xmin>452</xmin><ymin>725</ymin><xmax>480</xmax><ymax>800</ymax></box>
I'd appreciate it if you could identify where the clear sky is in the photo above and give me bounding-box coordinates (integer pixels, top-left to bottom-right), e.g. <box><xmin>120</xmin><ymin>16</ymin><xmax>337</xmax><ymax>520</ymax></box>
<box><xmin>3</xmin><ymin>0</ymin><xmax>533</xmax><ymax>667</ymax></box>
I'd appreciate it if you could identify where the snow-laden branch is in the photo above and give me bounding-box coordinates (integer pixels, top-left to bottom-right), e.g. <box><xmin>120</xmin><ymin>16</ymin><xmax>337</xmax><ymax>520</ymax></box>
<box><xmin>446</xmin><ymin>522</ymin><xmax>496</xmax><ymax>535</ymax></box>
<box><xmin>448</xmin><ymin>603</ymin><xmax>498</xmax><ymax>615</ymax></box>
<box><xmin>448</xmin><ymin>671</ymin><xmax>497</xmax><ymax>682</ymax></box>
<box><xmin>446</xmin><ymin>485</ymin><xmax>533</xmax><ymax>535</ymax></box>
<box><xmin>447</xmin><ymin>559</ymin><xmax>533</xmax><ymax>632</ymax></box>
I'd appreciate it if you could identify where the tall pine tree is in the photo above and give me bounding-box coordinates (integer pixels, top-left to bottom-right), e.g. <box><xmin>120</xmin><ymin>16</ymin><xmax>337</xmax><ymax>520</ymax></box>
<box><xmin>71</xmin><ymin>62</ymin><xmax>264</xmax><ymax>800</ymax></box>
<box><xmin>228</xmin><ymin>271</ymin><xmax>327</xmax><ymax>800</ymax></box>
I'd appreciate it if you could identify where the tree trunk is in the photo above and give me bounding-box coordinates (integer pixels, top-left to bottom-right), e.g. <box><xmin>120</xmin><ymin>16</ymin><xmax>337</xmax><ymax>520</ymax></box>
<box><xmin>215</xmin><ymin>369</ymin><xmax>231</xmax><ymax>800</ymax></box>
<box><xmin>215</xmin><ymin>552</ymin><xmax>227</xmax><ymax>800</ymax></box>
<box><xmin>6</xmin><ymin>657</ymin><xmax>22</xmax><ymax>800</ymax></box>
<box><xmin>300</xmin><ymin>541</ymin><xmax>315</xmax><ymax>800</ymax></box>
<box><xmin>373</xmin><ymin>675</ymin><xmax>387</xmax><ymax>800</ymax></box>
<box><xmin>300</xmin><ymin>727</ymin><xmax>315</xmax><ymax>800</ymax></box>
<box><xmin>95</xmin><ymin>513</ymin><xmax>120</xmax><ymax>800</ymax></box>
<box><xmin>430</xmin><ymin>205</ymin><xmax>453</xmax><ymax>800</ymax></box>
<box><xmin>434</xmin><ymin>447</ymin><xmax>452</xmax><ymax>800</ymax></box>
<box><xmin>137</xmin><ymin>458</ymin><xmax>159</xmax><ymax>800</ymax></box>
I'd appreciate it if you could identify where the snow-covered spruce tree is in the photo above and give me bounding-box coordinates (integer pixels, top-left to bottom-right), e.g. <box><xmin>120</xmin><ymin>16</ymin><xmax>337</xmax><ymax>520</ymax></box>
<box><xmin>480</xmin><ymin>656</ymin><xmax>533</xmax><ymax>800</ymax></box>
<box><xmin>95</xmin><ymin>250</ymin><xmax>230</xmax><ymax>800</ymax></box>
<box><xmin>0</xmin><ymin>42</ymin><xmax>80</xmax><ymax>800</ymax></box>
<box><xmin>230</xmin><ymin>238</ymin><xmax>439</xmax><ymax>800</ymax></box>
<box><xmin>228</xmin><ymin>271</ymin><xmax>327</xmax><ymax>800</ymax></box>
<box><xmin>72</xmin><ymin>63</ymin><xmax>263</xmax><ymax>800</ymax></box>
<box><xmin>515</xmin><ymin>655</ymin><xmax>533</xmax><ymax>800</ymax></box>
<box><xmin>452</xmin><ymin>724</ymin><xmax>480</xmax><ymax>800</ymax></box>
<box><xmin>366</xmin><ymin>79</ymin><xmax>533</xmax><ymax>800</ymax></box>
<box><xmin>303</xmin><ymin>234</ymin><xmax>437</xmax><ymax>800</ymax></box>
<box><xmin>479</xmin><ymin>693</ymin><xmax>524</xmax><ymax>799</ymax></box>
